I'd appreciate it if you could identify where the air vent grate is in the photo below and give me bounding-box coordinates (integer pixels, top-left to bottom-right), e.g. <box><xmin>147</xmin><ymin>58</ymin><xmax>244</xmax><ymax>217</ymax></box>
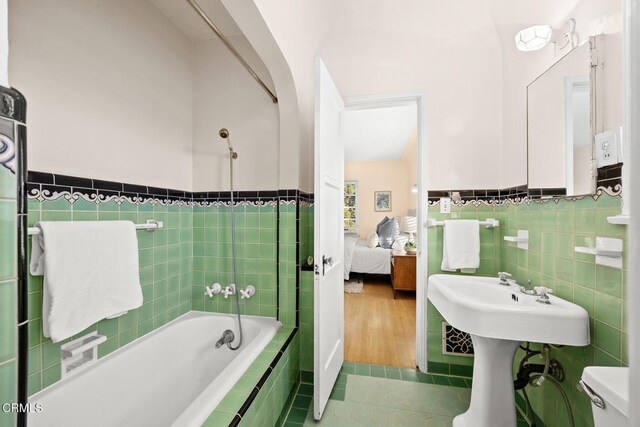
<box><xmin>442</xmin><ymin>322</ymin><xmax>474</xmax><ymax>357</ymax></box>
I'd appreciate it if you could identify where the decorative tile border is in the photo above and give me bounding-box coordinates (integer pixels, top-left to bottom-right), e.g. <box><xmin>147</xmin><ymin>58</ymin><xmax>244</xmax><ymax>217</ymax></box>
<box><xmin>427</xmin><ymin>185</ymin><xmax>622</xmax><ymax>206</ymax></box>
<box><xmin>27</xmin><ymin>171</ymin><xmax>316</xmax><ymax>209</ymax></box>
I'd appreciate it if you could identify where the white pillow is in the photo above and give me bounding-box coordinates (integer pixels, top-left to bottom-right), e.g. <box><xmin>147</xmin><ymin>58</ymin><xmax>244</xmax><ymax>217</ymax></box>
<box><xmin>366</xmin><ymin>231</ymin><xmax>379</xmax><ymax>248</ymax></box>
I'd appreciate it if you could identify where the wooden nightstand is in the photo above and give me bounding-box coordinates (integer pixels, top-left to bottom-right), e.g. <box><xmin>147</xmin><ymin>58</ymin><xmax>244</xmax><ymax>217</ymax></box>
<box><xmin>391</xmin><ymin>253</ymin><xmax>416</xmax><ymax>299</ymax></box>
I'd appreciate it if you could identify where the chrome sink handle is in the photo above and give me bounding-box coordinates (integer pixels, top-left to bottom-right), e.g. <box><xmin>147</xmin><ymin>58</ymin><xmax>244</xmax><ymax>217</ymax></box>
<box><xmin>534</xmin><ymin>286</ymin><xmax>553</xmax><ymax>304</ymax></box>
<box><xmin>498</xmin><ymin>272</ymin><xmax>512</xmax><ymax>286</ymax></box>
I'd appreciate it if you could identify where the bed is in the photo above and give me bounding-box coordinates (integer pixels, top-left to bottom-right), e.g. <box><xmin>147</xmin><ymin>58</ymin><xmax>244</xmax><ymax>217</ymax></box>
<box><xmin>343</xmin><ymin>236</ymin><xmax>394</xmax><ymax>280</ymax></box>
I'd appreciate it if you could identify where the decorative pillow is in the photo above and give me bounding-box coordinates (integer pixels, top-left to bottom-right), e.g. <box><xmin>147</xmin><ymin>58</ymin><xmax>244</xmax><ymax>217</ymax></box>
<box><xmin>378</xmin><ymin>218</ymin><xmax>399</xmax><ymax>249</ymax></box>
<box><xmin>366</xmin><ymin>231</ymin><xmax>379</xmax><ymax>248</ymax></box>
<box><xmin>376</xmin><ymin>217</ymin><xmax>390</xmax><ymax>235</ymax></box>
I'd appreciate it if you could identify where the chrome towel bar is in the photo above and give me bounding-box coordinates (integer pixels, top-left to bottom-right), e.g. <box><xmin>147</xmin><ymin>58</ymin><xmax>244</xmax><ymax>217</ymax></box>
<box><xmin>27</xmin><ymin>219</ymin><xmax>163</xmax><ymax>235</ymax></box>
<box><xmin>426</xmin><ymin>218</ymin><xmax>499</xmax><ymax>228</ymax></box>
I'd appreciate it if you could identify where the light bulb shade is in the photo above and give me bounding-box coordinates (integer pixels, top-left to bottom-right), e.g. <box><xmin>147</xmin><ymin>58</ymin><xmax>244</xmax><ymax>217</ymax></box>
<box><xmin>400</xmin><ymin>216</ymin><xmax>417</xmax><ymax>234</ymax></box>
<box><xmin>515</xmin><ymin>25</ymin><xmax>553</xmax><ymax>52</ymax></box>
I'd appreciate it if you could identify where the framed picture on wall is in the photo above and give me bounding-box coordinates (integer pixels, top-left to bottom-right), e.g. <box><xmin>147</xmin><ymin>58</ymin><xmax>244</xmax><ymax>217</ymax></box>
<box><xmin>374</xmin><ymin>191</ymin><xmax>392</xmax><ymax>212</ymax></box>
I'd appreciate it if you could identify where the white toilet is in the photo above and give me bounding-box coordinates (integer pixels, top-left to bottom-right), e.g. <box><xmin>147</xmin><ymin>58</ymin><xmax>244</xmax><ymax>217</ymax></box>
<box><xmin>580</xmin><ymin>366</ymin><xmax>629</xmax><ymax>427</ymax></box>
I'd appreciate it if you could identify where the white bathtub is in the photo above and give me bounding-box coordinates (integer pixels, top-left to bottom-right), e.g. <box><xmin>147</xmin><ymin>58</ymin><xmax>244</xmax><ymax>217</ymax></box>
<box><xmin>29</xmin><ymin>312</ymin><xmax>281</xmax><ymax>427</ymax></box>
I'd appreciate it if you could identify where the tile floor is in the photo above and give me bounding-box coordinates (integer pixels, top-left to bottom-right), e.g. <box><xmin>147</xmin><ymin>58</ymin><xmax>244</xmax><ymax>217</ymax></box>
<box><xmin>281</xmin><ymin>362</ymin><xmax>530</xmax><ymax>427</ymax></box>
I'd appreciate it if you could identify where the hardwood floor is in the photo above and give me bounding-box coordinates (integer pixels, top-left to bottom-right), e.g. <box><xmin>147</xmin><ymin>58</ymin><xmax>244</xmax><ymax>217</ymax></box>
<box><xmin>344</xmin><ymin>275</ymin><xmax>416</xmax><ymax>368</ymax></box>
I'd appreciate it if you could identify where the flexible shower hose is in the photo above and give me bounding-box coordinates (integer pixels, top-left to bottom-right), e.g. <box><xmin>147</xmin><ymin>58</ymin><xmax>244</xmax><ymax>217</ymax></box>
<box><xmin>517</xmin><ymin>343</ymin><xmax>575</xmax><ymax>427</ymax></box>
<box><xmin>227</xmin><ymin>149</ymin><xmax>243</xmax><ymax>351</ymax></box>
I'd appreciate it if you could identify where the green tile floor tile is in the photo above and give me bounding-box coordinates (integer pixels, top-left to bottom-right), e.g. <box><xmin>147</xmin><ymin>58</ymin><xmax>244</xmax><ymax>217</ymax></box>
<box><xmin>431</xmin><ymin>375</ymin><xmax>451</xmax><ymax>386</ymax></box>
<box><xmin>370</xmin><ymin>365</ymin><xmax>386</xmax><ymax>378</ymax></box>
<box><xmin>384</xmin><ymin>366</ymin><xmax>401</xmax><ymax>380</ymax></box>
<box><xmin>400</xmin><ymin>368</ymin><xmax>418</xmax><ymax>382</ymax></box>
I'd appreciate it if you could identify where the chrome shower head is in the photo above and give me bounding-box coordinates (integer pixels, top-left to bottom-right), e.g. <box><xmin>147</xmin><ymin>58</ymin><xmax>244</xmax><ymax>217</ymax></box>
<box><xmin>218</xmin><ymin>128</ymin><xmax>237</xmax><ymax>159</ymax></box>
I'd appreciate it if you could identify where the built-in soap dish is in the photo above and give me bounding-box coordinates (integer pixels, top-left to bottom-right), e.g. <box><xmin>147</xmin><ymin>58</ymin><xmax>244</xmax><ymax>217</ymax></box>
<box><xmin>606</xmin><ymin>214</ymin><xmax>629</xmax><ymax>225</ymax></box>
<box><xmin>504</xmin><ymin>230</ymin><xmax>529</xmax><ymax>250</ymax></box>
<box><xmin>60</xmin><ymin>332</ymin><xmax>106</xmax><ymax>378</ymax></box>
<box><xmin>574</xmin><ymin>237</ymin><xmax>623</xmax><ymax>269</ymax></box>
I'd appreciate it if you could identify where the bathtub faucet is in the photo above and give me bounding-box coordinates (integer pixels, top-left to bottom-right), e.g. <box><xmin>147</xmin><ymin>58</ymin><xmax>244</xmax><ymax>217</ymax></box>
<box><xmin>215</xmin><ymin>330</ymin><xmax>235</xmax><ymax>349</ymax></box>
<box><xmin>222</xmin><ymin>284</ymin><xmax>236</xmax><ymax>298</ymax></box>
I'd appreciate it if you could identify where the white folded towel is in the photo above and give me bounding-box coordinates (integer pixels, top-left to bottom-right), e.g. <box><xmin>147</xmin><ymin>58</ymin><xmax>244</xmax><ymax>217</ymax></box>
<box><xmin>30</xmin><ymin>221</ymin><xmax>143</xmax><ymax>343</ymax></box>
<box><xmin>441</xmin><ymin>220</ymin><xmax>480</xmax><ymax>273</ymax></box>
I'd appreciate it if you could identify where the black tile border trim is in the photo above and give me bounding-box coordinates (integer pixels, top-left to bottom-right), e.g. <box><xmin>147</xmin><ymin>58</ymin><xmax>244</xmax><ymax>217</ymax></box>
<box><xmin>27</xmin><ymin>170</ymin><xmax>313</xmax><ymax>206</ymax></box>
<box><xmin>427</xmin><ymin>183</ymin><xmax>622</xmax><ymax>205</ymax></box>
<box><xmin>3</xmin><ymin>88</ymin><xmax>30</xmax><ymax>427</ymax></box>
<box><xmin>231</xmin><ymin>328</ymin><xmax>298</xmax><ymax>426</ymax></box>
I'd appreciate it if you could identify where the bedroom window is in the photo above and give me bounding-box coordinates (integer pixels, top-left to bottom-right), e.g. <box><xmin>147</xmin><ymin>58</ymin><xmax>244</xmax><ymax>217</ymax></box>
<box><xmin>344</xmin><ymin>180</ymin><xmax>358</xmax><ymax>233</ymax></box>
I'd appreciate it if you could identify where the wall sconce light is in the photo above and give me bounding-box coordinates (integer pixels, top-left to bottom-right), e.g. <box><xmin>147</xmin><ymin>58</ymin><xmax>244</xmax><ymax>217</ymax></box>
<box><xmin>515</xmin><ymin>19</ymin><xmax>577</xmax><ymax>52</ymax></box>
<box><xmin>411</xmin><ymin>184</ymin><xmax>418</xmax><ymax>194</ymax></box>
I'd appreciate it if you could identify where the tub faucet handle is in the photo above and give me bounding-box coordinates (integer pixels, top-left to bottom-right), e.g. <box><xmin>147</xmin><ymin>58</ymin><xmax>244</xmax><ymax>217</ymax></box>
<box><xmin>205</xmin><ymin>283</ymin><xmax>222</xmax><ymax>298</ymax></box>
<box><xmin>222</xmin><ymin>284</ymin><xmax>236</xmax><ymax>299</ymax></box>
<box><xmin>240</xmin><ymin>285</ymin><xmax>256</xmax><ymax>299</ymax></box>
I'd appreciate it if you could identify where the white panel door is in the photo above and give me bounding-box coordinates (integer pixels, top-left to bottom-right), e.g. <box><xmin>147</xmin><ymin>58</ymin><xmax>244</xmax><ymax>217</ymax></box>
<box><xmin>313</xmin><ymin>57</ymin><xmax>345</xmax><ymax>420</ymax></box>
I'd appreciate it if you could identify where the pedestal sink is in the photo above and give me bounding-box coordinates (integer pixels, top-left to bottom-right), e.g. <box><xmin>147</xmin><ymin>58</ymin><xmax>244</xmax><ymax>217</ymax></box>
<box><xmin>427</xmin><ymin>274</ymin><xmax>590</xmax><ymax>427</ymax></box>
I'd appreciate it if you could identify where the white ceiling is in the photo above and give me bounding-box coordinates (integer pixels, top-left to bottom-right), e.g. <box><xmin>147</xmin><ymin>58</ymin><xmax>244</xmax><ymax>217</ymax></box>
<box><xmin>344</xmin><ymin>105</ymin><xmax>417</xmax><ymax>162</ymax></box>
<box><xmin>149</xmin><ymin>0</ymin><xmax>242</xmax><ymax>41</ymax></box>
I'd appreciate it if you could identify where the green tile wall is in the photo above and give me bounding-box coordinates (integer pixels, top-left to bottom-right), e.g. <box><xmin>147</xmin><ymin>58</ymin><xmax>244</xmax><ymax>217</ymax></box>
<box><xmin>201</xmin><ymin>329</ymin><xmax>300</xmax><ymax>427</ymax></box>
<box><xmin>299</xmin><ymin>271</ymin><xmax>314</xmax><ymax>372</ymax></box>
<box><xmin>0</xmin><ymin>162</ymin><xmax>18</xmax><ymax>427</ymax></box>
<box><xmin>238</xmin><ymin>332</ymin><xmax>299</xmax><ymax>427</ymax></box>
<box><xmin>299</xmin><ymin>204</ymin><xmax>314</xmax><ymax>265</ymax></box>
<box><xmin>499</xmin><ymin>194</ymin><xmax>627</xmax><ymax>427</ymax></box>
<box><xmin>279</xmin><ymin>203</ymin><xmax>297</xmax><ymax>326</ymax></box>
<box><xmin>424</xmin><ymin>194</ymin><xmax>628</xmax><ymax>427</ymax></box>
<box><xmin>26</xmin><ymin>198</ymin><xmax>193</xmax><ymax>395</ymax></box>
<box><xmin>191</xmin><ymin>204</ymin><xmax>278</xmax><ymax>317</ymax></box>
<box><xmin>298</xmin><ymin>204</ymin><xmax>314</xmax><ymax>371</ymax></box>
<box><xmin>426</xmin><ymin>202</ymin><xmax>501</xmax><ymax>367</ymax></box>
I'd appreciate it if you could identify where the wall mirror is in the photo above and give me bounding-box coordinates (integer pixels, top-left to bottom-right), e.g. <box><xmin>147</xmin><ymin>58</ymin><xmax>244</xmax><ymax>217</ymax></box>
<box><xmin>527</xmin><ymin>35</ymin><xmax>623</xmax><ymax>197</ymax></box>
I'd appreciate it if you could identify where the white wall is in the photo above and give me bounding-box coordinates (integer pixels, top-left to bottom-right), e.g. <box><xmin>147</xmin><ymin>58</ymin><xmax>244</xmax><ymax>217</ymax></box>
<box><xmin>0</xmin><ymin>0</ymin><xmax>7</xmax><ymax>87</ymax></box>
<box><xmin>248</xmin><ymin>0</ymin><xmax>336</xmax><ymax>192</ymax></box>
<box><xmin>496</xmin><ymin>0</ymin><xmax>622</xmax><ymax>188</ymax></box>
<box><xmin>251</xmin><ymin>0</ymin><xmax>504</xmax><ymax>191</ymax></box>
<box><xmin>191</xmin><ymin>34</ymin><xmax>279</xmax><ymax>192</ymax></box>
<box><xmin>9</xmin><ymin>0</ymin><xmax>194</xmax><ymax>190</ymax></box>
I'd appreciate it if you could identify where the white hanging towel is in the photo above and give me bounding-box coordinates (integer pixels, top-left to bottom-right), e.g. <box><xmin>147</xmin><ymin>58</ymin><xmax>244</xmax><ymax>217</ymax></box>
<box><xmin>441</xmin><ymin>220</ymin><xmax>480</xmax><ymax>273</ymax></box>
<box><xmin>30</xmin><ymin>221</ymin><xmax>142</xmax><ymax>343</ymax></box>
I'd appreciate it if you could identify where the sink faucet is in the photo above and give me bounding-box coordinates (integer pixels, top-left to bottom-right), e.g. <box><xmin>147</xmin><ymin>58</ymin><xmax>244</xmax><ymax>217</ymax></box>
<box><xmin>215</xmin><ymin>329</ymin><xmax>235</xmax><ymax>349</ymax></box>
<box><xmin>498</xmin><ymin>272</ymin><xmax>512</xmax><ymax>286</ymax></box>
<box><xmin>534</xmin><ymin>287</ymin><xmax>553</xmax><ymax>304</ymax></box>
